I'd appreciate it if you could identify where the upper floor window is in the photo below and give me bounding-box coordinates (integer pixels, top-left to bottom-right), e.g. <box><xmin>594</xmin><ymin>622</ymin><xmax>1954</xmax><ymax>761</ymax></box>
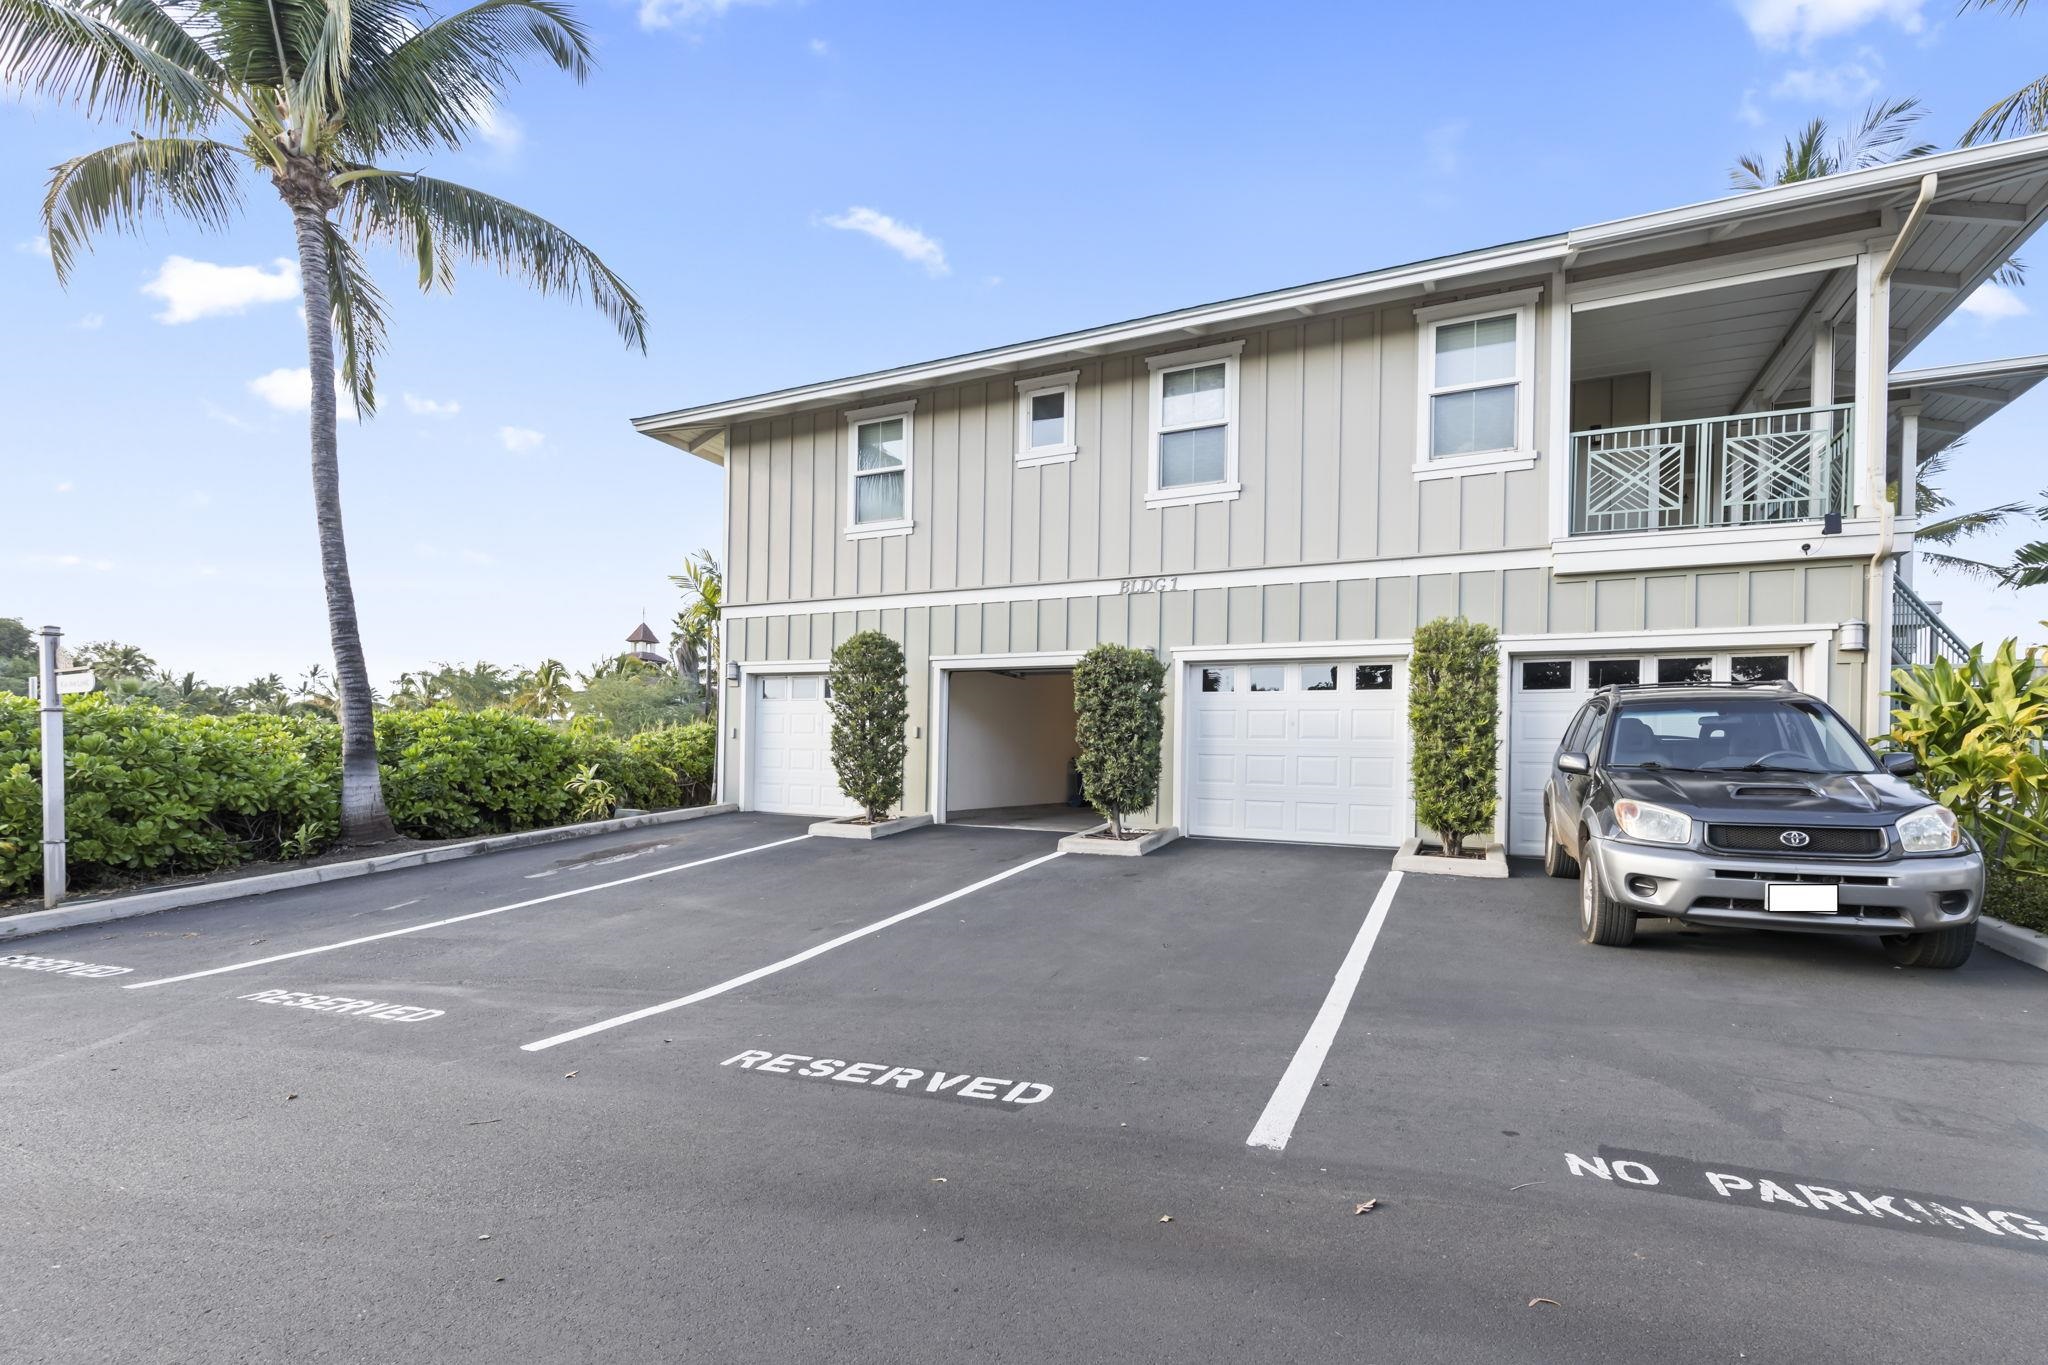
<box><xmin>845</xmin><ymin>399</ymin><xmax>915</xmax><ymax>538</ymax></box>
<box><xmin>1145</xmin><ymin>340</ymin><xmax>1245</xmax><ymax>508</ymax></box>
<box><xmin>1414</xmin><ymin>289</ymin><xmax>1540</xmax><ymax>479</ymax></box>
<box><xmin>1015</xmin><ymin>370</ymin><xmax>1078</xmax><ymax>466</ymax></box>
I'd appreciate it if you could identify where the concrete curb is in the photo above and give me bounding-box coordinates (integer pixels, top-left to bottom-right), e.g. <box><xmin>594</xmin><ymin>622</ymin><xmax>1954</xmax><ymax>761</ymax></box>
<box><xmin>1979</xmin><ymin>914</ymin><xmax>2048</xmax><ymax>972</ymax></box>
<box><xmin>809</xmin><ymin>813</ymin><xmax>934</xmax><ymax>841</ymax></box>
<box><xmin>1057</xmin><ymin>824</ymin><xmax>1180</xmax><ymax>857</ymax></box>
<box><xmin>1392</xmin><ymin>837</ymin><xmax>1510</xmax><ymax>879</ymax></box>
<box><xmin>0</xmin><ymin>803</ymin><xmax>740</xmax><ymax>942</ymax></box>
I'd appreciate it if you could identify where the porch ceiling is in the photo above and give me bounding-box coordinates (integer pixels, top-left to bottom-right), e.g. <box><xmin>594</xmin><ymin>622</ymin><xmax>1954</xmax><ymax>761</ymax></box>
<box><xmin>1887</xmin><ymin>353</ymin><xmax>2048</xmax><ymax>467</ymax></box>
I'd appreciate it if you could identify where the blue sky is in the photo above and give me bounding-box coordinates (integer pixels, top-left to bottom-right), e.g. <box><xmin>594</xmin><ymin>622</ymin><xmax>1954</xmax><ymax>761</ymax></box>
<box><xmin>3</xmin><ymin>0</ymin><xmax>2045</xmax><ymax>685</ymax></box>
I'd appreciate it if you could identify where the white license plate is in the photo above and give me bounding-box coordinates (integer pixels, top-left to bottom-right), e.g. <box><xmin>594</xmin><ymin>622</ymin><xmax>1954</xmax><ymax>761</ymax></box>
<box><xmin>1766</xmin><ymin>883</ymin><xmax>1839</xmax><ymax>914</ymax></box>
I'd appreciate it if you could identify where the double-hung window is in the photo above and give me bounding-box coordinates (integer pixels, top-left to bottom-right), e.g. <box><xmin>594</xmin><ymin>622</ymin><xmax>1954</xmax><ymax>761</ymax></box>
<box><xmin>1015</xmin><ymin>370</ymin><xmax>1078</xmax><ymax>466</ymax></box>
<box><xmin>1414</xmin><ymin>289</ymin><xmax>1539</xmax><ymax>477</ymax></box>
<box><xmin>1145</xmin><ymin>340</ymin><xmax>1244</xmax><ymax>507</ymax></box>
<box><xmin>845</xmin><ymin>399</ymin><xmax>915</xmax><ymax>538</ymax></box>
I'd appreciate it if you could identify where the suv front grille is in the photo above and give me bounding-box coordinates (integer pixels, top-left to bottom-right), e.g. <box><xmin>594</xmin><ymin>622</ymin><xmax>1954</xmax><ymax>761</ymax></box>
<box><xmin>1705</xmin><ymin>824</ymin><xmax>1886</xmax><ymax>857</ymax></box>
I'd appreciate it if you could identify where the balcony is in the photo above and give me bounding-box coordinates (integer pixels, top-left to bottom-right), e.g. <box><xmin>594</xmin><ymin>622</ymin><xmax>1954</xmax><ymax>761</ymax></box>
<box><xmin>1569</xmin><ymin>404</ymin><xmax>1853</xmax><ymax>537</ymax></box>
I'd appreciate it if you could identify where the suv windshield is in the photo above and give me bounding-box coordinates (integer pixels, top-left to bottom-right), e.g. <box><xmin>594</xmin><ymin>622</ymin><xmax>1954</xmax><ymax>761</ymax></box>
<box><xmin>1606</xmin><ymin>697</ymin><xmax>1877</xmax><ymax>774</ymax></box>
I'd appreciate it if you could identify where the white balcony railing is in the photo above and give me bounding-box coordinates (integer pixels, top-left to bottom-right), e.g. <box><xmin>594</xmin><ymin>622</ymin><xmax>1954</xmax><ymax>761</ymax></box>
<box><xmin>1569</xmin><ymin>404</ymin><xmax>1853</xmax><ymax>536</ymax></box>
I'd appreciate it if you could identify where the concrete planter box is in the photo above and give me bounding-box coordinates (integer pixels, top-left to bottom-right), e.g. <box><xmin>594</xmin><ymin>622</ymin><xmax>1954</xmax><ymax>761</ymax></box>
<box><xmin>1980</xmin><ymin>914</ymin><xmax>2048</xmax><ymax>972</ymax></box>
<box><xmin>809</xmin><ymin>813</ymin><xmax>933</xmax><ymax>841</ymax></box>
<box><xmin>1393</xmin><ymin>836</ymin><xmax>1509</xmax><ymax>879</ymax></box>
<box><xmin>1057</xmin><ymin>824</ymin><xmax>1180</xmax><ymax>857</ymax></box>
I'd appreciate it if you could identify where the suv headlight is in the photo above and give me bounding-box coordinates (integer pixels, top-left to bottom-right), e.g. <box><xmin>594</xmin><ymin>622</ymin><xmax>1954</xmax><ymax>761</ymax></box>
<box><xmin>1897</xmin><ymin>804</ymin><xmax>1961</xmax><ymax>853</ymax></box>
<box><xmin>1614</xmin><ymin>800</ymin><xmax>1693</xmax><ymax>845</ymax></box>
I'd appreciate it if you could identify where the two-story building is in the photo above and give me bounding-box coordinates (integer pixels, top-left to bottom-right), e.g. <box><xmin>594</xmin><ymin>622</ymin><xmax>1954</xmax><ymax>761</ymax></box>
<box><xmin>634</xmin><ymin>135</ymin><xmax>2048</xmax><ymax>855</ymax></box>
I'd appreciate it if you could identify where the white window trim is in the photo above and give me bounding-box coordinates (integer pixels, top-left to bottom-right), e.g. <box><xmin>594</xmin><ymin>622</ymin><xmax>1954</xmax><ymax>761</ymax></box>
<box><xmin>844</xmin><ymin>398</ymin><xmax>916</xmax><ymax>539</ymax></box>
<box><xmin>1014</xmin><ymin>370</ymin><xmax>1079</xmax><ymax>466</ymax></box>
<box><xmin>1413</xmin><ymin>287</ymin><xmax>1541</xmax><ymax>480</ymax></box>
<box><xmin>1145</xmin><ymin>339</ymin><xmax>1245</xmax><ymax>508</ymax></box>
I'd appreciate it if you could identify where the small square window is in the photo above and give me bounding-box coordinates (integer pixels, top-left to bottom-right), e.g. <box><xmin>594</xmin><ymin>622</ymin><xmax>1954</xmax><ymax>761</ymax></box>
<box><xmin>1249</xmin><ymin>665</ymin><xmax>1286</xmax><ymax>692</ymax></box>
<box><xmin>791</xmin><ymin>676</ymin><xmax>821</xmax><ymax>701</ymax></box>
<box><xmin>1732</xmin><ymin>655</ymin><xmax>1790</xmax><ymax>684</ymax></box>
<box><xmin>1015</xmin><ymin>371</ymin><xmax>1078</xmax><ymax>463</ymax></box>
<box><xmin>1200</xmin><ymin>667</ymin><xmax>1233</xmax><ymax>693</ymax></box>
<box><xmin>1521</xmin><ymin>660</ymin><xmax>1572</xmax><ymax>691</ymax></box>
<box><xmin>1588</xmin><ymin>659</ymin><xmax>1639</xmax><ymax>688</ymax></box>
<box><xmin>1304</xmin><ymin>665</ymin><xmax>1337</xmax><ymax>692</ymax></box>
<box><xmin>1354</xmin><ymin>664</ymin><xmax>1393</xmax><ymax>691</ymax></box>
<box><xmin>761</xmin><ymin>675</ymin><xmax>788</xmax><ymax>699</ymax></box>
<box><xmin>1657</xmin><ymin>657</ymin><xmax>1712</xmax><ymax>685</ymax></box>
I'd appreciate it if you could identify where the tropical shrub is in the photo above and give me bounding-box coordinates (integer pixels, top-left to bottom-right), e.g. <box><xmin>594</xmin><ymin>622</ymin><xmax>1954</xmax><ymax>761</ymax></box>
<box><xmin>1072</xmin><ymin>643</ymin><xmax>1166</xmax><ymax>839</ymax></box>
<box><xmin>1409</xmin><ymin>617</ymin><xmax>1500</xmax><ymax>857</ymax></box>
<box><xmin>828</xmin><ymin>631</ymin><xmax>909</xmax><ymax>822</ymax></box>
<box><xmin>1986</xmin><ymin>864</ymin><xmax>2048</xmax><ymax>935</ymax></box>
<box><xmin>625</xmin><ymin>722</ymin><xmax>718</xmax><ymax>806</ymax></box>
<box><xmin>1885</xmin><ymin>636</ymin><xmax>2048</xmax><ymax>868</ymax></box>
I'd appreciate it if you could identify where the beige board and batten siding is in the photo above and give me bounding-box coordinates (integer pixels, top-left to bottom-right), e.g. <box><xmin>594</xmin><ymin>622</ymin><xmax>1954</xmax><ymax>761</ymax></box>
<box><xmin>723</xmin><ymin>291</ymin><xmax>1557</xmax><ymax>611</ymax></box>
<box><xmin>728</xmin><ymin>560</ymin><xmax>1869</xmax><ymax>823</ymax></box>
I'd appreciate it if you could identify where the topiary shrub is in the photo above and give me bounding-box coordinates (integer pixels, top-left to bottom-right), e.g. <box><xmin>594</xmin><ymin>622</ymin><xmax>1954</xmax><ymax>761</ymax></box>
<box><xmin>827</xmin><ymin>631</ymin><xmax>909</xmax><ymax>822</ymax></box>
<box><xmin>1072</xmin><ymin>643</ymin><xmax>1165</xmax><ymax>839</ymax></box>
<box><xmin>1409</xmin><ymin>617</ymin><xmax>1500</xmax><ymax>857</ymax></box>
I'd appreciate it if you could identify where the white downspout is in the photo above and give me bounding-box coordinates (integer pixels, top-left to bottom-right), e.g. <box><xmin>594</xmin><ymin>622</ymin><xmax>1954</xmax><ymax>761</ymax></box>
<box><xmin>1865</xmin><ymin>172</ymin><xmax>1938</xmax><ymax>729</ymax></box>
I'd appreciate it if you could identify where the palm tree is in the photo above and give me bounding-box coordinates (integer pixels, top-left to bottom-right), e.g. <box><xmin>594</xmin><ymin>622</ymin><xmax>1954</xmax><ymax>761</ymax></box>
<box><xmin>1730</xmin><ymin>97</ymin><xmax>1936</xmax><ymax>190</ymax></box>
<box><xmin>9</xmin><ymin>0</ymin><xmax>648</xmax><ymax>844</ymax></box>
<box><xmin>234</xmin><ymin>672</ymin><xmax>292</xmax><ymax>713</ymax></box>
<box><xmin>668</xmin><ymin>550</ymin><xmax>722</xmax><ymax>709</ymax></box>
<box><xmin>71</xmin><ymin>640</ymin><xmax>157</xmax><ymax>680</ymax></box>
<box><xmin>1960</xmin><ymin>1</ymin><xmax>2046</xmax><ymax>144</ymax></box>
<box><xmin>512</xmin><ymin>657</ymin><xmax>572</xmax><ymax>720</ymax></box>
<box><xmin>1895</xmin><ymin>449</ymin><xmax>2034</xmax><ymax>581</ymax></box>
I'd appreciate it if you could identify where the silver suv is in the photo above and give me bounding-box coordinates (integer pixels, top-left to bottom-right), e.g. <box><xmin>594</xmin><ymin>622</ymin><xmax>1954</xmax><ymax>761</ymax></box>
<box><xmin>1541</xmin><ymin>682</ymin><xmax>1984</xmax><ymax>968</ymax></box>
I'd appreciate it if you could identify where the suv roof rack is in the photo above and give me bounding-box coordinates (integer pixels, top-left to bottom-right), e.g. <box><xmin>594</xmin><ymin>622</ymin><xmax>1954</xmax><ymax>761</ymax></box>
<box><xmin>1597</xmin><ymin>680</ymin><xmax>1803</xmax><ymax>697</ymax></box>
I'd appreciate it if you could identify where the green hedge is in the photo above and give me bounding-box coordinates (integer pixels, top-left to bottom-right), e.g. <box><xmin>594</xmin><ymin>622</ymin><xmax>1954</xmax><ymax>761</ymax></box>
<box><xmin>1987</xmin><ymin>864</ymin><xmax>2048</xmax><ymax>935</ymax></box>
<box><xmin>0</xmin><ymin>695</ymin><xmax>716</xmax><ymax>898</ymax></box>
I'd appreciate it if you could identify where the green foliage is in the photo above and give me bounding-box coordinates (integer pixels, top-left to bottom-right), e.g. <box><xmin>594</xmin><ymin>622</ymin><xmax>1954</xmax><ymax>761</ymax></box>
<box><xmin>0</xmin><ymin>618</ymin><xmax>31</xmax><ymax>661</ymax></box>
<box><xmin>1885</xmin><ymin>635</ymin><xmax>2048</xmax><ymax>871</ymax></box>
<box><xmin>565</xmin><ymin>764</ymin><xmax>616</xmax><ymax>822</ymax></box>
<box><xmin>1986</xmin><ymin>863</ymin><xmax>2048</xmax><ymax>934</ymax></box>
<box><xmin>1072</xmin><ymin>644</ymin><xmax>1165</xmax><ymax>839</ymax></box>
<box><xmin>0</xmin><ymin>698</ymin><xmax>717</xmax><ymax>899</ymax></box>
<box><xmin>572</xmin><ymin>666</ymin><xmax>703</xmax><ymax>736</ymax></box>
<box><xmin>828</xmin><ymin>631</ymin><xmax>909</xmax><ymax>822</ymax></box>
<box><xmin>1409</xmin><ymin>617</ymin><xmax>1500</xmax><ymax>857</ymax></box>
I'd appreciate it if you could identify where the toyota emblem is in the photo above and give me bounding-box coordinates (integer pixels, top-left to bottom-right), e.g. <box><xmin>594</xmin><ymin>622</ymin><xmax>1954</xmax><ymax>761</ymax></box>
<box><xmin>1780</xmin><ymin>830</ymin><xmax>1812</xmax><ymax>848</ymax></box>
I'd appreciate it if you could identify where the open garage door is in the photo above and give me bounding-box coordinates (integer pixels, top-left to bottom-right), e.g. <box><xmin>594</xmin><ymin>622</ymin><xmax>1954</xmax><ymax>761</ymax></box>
<box><xmin>1185</xmin><ymin>659</ymin><xmax>1407</xmax><ymax>847</ymax></box>
<box><xmin>749</xmin><ymin>673</ymin><xmax>859</xmax><ymax>817</ymax></box>
<box><xmin>1505</xmin><ymin>649</ymin><xmax>1800</xmax><ymax>855</ymax></box>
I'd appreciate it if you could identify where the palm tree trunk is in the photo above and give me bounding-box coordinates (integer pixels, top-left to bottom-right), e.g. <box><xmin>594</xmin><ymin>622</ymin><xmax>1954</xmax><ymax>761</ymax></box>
<box><xmin>289</xmin><ymin>202</ymin><xmax>395</xmax><ymax>845</ymax></box>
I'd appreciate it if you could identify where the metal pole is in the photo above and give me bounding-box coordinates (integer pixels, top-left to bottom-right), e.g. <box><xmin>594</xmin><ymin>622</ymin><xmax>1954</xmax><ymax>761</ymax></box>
<box><xmin>37</xmin><ymin>625</ymin><xmax>66</xmax><ymax>909</ymax></box>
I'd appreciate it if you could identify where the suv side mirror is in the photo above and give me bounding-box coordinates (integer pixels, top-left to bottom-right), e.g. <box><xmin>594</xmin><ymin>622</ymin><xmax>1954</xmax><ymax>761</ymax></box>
<box><xmin>1881</xmin><ymin>752</ymin><xmax>1920</xmax><ymax>778</ymax></box>
<box><xmin>1556</xmin><ymin>751</ymin><xmax>1590</xmax><ymax>775</ymax></box>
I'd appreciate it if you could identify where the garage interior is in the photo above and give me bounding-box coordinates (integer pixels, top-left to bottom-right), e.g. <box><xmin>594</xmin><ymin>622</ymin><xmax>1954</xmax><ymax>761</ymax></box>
<box><xmin>943</xmin><ymin>669</ymin><xmax>1095</xmax><ymax>832</ymax></box>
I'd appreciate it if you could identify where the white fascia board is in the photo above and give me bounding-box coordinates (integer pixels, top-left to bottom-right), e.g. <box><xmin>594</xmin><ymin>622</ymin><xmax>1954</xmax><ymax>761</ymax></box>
<box><xmin>1551</xmin><ymin>521</ymin><xmax>1886</xmax><ymax>576</ymax></box>
<box><xmin>1890</xmin><ymin>352</ymin><xmax>2048</xmax><ymax>389</ymax></box>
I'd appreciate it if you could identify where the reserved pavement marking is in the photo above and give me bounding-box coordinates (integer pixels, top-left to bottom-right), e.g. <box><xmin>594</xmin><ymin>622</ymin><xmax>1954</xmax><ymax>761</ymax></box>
<box><xmin>521</xmin><ymin>850</ymin><xmax>1068</xmax><ymax>1053</ymax></box>
<box><xmin>1568</xmin><ymin>1146</ymin><xmax>2048</xmax><ymax>1257</ymax></box>
<box><xmin>239</xmin><ymin>988</ymin><xmax>445</xmax><ymax>1023</ymax></box>
<box><xmin>0</xmin><ymin>953</ymin><xmax>133</xmax><ymax>979</ymax></box>
<box><xmin>1245</xmin><ymin>870</ymin><xmax>1402</xmax><ymax>1153</ymax></box>
<box><xmin>122</xmin><ymin>834</ymin><xmax>813</xmax><ymax>990</ymax></box>
<box><xmin>722</xmin><ymin>1049</ymin><xmax>1053</xmax><ymax>1107</ymax></box>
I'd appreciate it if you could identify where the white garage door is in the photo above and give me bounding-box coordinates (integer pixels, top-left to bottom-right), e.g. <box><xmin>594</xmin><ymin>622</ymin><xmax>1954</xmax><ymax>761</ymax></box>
<box><xmin>750</xmin><ymin>674</ymin><xmax>859</xmax><ymax>817</ymax></box>
<box><xmin>1186</xmin><ymin>660</ymin><xmax>1407</xmax><ymax>847</ymax></box>
<box><xmin>1505</xmin><ymin>649</ymin><xmax>1801</xmax><ymax>855</ymax></box>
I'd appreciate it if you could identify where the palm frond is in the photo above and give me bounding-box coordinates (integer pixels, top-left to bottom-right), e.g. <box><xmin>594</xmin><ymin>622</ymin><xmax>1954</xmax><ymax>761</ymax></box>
<box><xmin>1999</xmin><ymin>539</ymin><xmax>2048</xmax><ymax>589</ymax></box>
<box><xmin>0</xmin><ymin>0</ymin><xmax>220</xmax><ymax>122</ymax></box>
<box><xmin>1916</xmin><ymin>501</ymin><xmax>2031</xmax><ymax>545</ymax></box>
<box><xmin>341</xmin><ymin>0</ymin><xmax>591</xmax><ymax>158</ymax></box>
<box><xmin>1839</xmin><ymin>96</ymin><xmax>1932</xmax><ymax>170</ymax></box>
<box><xmin>1729</xmin><ymin>154</ymin><xmax>1770</xmax><ymax>191</ymax></box>
<box><xmin>1920</xmin><ymin>551</ymin><xmax>2014</xmax><ymax>584</ymax></box>
<box><xmin>323</xmin><ymin>220</ymin><xmax>389</xmax><ymax>414</ymax></box>
<box><xmin>343</xmin><ymin>169</ymin><xmax>646</xmax><ymax>349</ymax></box>
<box><xmin>288</xmin><ymin>0</ymin><xmax>355</xmax><ymax>132</ymax></box>
<box><xmin>41</xmin><ymin>134</ymin><xmax>246</xmax><ymax>280</ymax></box>
<box><xmin>1964</xmin><ymin>73</ymin><xmax>2048</xmax><ymax>145</ymax></box>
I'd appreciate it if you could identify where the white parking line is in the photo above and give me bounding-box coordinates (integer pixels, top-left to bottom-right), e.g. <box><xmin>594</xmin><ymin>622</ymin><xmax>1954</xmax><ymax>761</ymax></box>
<box><xmin>122</xmin><ymin>835</ymin><xmax>814</xmax><ymax>990</ymax></box>
<box><xmin>1244</xmin><ymin>870</ymin><xmax>1402</xmax><ymax>1153</ymax></box>
<box><xmin>521</xmin><ymin>849</ymin><xmax>1068</xmax><ymax>1053</ymax></box>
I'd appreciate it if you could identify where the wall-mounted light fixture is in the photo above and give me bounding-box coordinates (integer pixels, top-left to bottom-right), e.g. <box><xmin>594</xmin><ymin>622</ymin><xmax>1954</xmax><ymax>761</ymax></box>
<box><xmin>1822</xmin><ymin>511</ymin><xmax>1843</xmax><ymax>535</ymax></box>
<box><xmin>1840</xmin><ymin>619</ymin><xmax>1867</xmax><ymax>653</ymax></box>
<box><xmin>725</xmin><ymin>661</ymin><xmax>740</xmax><ymax>685</ymax></box>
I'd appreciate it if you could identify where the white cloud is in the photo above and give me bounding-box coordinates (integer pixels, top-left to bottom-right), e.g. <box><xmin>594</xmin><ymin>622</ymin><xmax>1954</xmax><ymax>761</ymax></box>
<box><xmin>473</xmin><ymin>104</ymin><xmax>523</xmax><ymax>157</ymax></box>
<box><xmin>52</xmin><ymin>481</ymin><xmax>73</xmax><ymax>493</ymax></box>
<box><xmin>1734</xmin><ymin>0</ymin><xmax>1923</xmax><ymax>50</ymax></box>
<box><xmin>25</xmin><ymin>552</ymin><xmax>114</xmax><ymax>572</ymax></box>
<box><xmin>1423</xmin><ymin>120</ymin><xmax>1469</xmax><ymax>177</ymax></box>
<box><xmin>1770</xmin><ymin>59</ymin><xmax>1881</xmax><ymax>105</ymax></box>
<box><xmin>639</xmin><ymin>0</ymin><xmax>774</xmax><ymax>32</ymax></box>
<box><xmin>248</xmin><ymin>367</ymin><xmax>358</xmax><ymax>420</ymax></box>
<box><xmin>204</xmin><ymin>401</ymin><xmax>259</xmax><ymax>431</ymax></box>
<box><xmin>143</xmin><ymin>256</ymin><xmax>299</xmax><ymax>324</ymax></box>
<box><xmin>499</xmin><ymin>425</ymin><xmax>545</xmax><ymax>452</ymax></box>
<box><xmin>808</xmin><ymin>36</ymin><xmax>830</xmax><ymax>56</ymax></box>
<box><xmin>1737</xmin><ymin>88</ymin><xmax>1769</xmax><ymax>127</ymax></box>
<box><xmin>821</xmin><ymin>206</ymin><xmax>950</xmax><ymax>277</ymax></box>
<box><xmin>16</xmin><ymin>235</ymin><xmax>50</xmax><ymax>257</ymax></box>
<box><xmin>75</xmin><ymin>312</ymin><xmax>104</xmax><ymax>330</ymax></box>
<box><xmin>403</xmin><ymin>393</ymin><xmax>462</xmax><ymax>418</ymax></box>
<box><xmin>1959</xmin><ymin>281</ymin><xmax>2030</xmax><ymax>321</ymax></box>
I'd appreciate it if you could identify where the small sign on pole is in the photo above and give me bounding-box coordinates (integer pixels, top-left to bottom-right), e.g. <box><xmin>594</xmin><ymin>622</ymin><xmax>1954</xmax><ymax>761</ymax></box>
<box><xmin>36</xmin><ymin>626</ymin><xmax>66</xmax><ymax>909</ymax></box>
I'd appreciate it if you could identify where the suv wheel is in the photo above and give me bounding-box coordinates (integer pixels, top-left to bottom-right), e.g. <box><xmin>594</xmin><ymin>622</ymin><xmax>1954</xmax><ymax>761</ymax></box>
<box><xmin>1880</xmin><ymin>923</ymin><xmax>1976</xmax><ymax>969</ymax></box>
<box><xmin>1579</xmin><ymin>856</ymin><xmax>1636</xmax><ymax>947</ymax></box>
<box><xmin>1542</xmin><ymin>800</ymin><xmax>1579</xmax><ymax>879</ymax></box>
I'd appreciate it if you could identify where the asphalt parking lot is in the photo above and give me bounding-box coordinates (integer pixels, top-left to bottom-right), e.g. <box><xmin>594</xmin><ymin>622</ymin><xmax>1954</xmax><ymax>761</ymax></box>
<box><xmin>3</xmin><ymin>813</ymin><xmax>2043</xmax><ymax>1364</ymax></box>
